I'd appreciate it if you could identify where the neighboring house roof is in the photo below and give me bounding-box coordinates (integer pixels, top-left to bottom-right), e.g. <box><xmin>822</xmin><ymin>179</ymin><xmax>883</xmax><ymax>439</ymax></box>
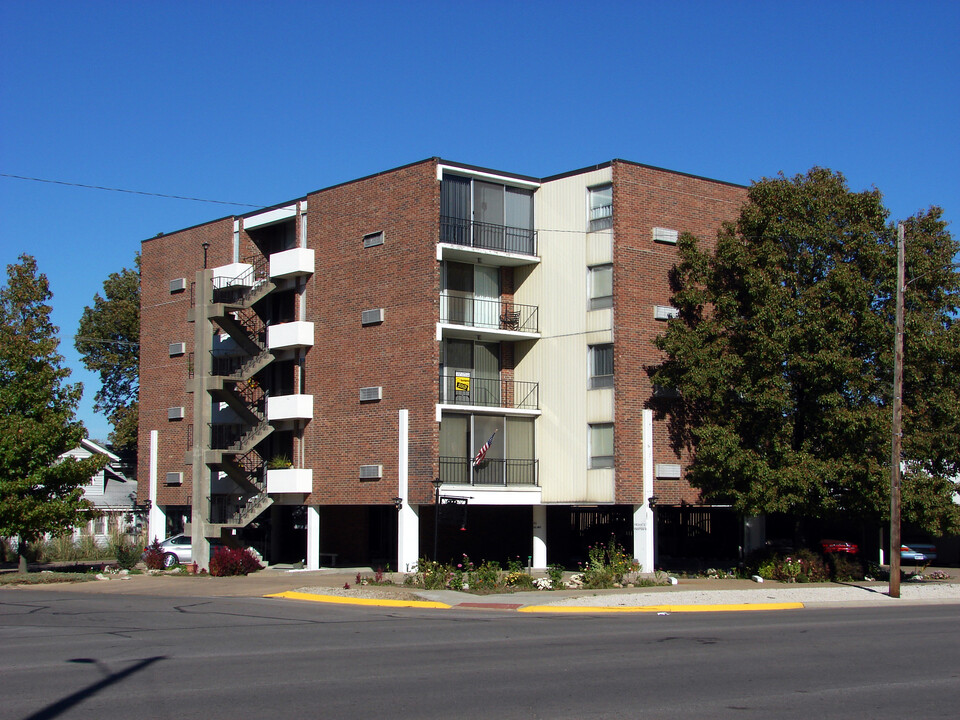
<box><xmin>59</xmin><ymin>439</ymin><xmax>137</xmax><ymax>511</ymax></box>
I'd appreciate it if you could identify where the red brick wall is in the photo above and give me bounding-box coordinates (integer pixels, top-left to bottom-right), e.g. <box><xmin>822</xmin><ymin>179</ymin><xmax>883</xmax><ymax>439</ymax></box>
<box><xmin>302</xmin><ymin>159</ymin><xmax>440</xmax><ymax>506</ymax></box>
<box><xmin>138</xmin><ymin>217</ymin><xmax>235</xmax><ymax>506</ymax></box>
<box><xmin>611</xmin><ymin>162</ymin><xmax>747</xmax><ymax>504</ymax></box>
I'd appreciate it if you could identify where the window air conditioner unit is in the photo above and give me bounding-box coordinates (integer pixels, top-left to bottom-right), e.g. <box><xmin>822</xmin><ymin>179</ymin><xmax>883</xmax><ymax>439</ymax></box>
<box><xmin>169</xmin><ymin>342</ymin><xmax>186</xmax><ymax>356</ymax></box>
<box><xmin>654</xmin><ymin>305</ymin><xmax>679</xmax><ymax>321</ymax></box>
<box><xmin>359</xmin><ymin>386</ymin><xmax>383</xmax><ymax>402</ymax></box>
<box><xmin>361</xmin><ymin>308</ymin><xmax>385</xmax><ymax>325</ymax></box>
<box><xmin>359</xmin><ymin>464</ymin><xmax>383</xmax><ymax>479</ymax></box>
<box><xmin>655</xmin><ymin>463</ymin><xmax>682</xmax><ymax>479</ymax></box>
<box><xmin>169</xmin><ymin>277</ymin><xmax>187</xmax><ymax>293</ymax></box>
<box><xmin>167</xmin><ymin>406</ymin><xmax>185</xmax><ymax>420</ymax></box>
<box><xmin>362</xmin><ymin>231</ymin><xmax>384</xmax><ymax>248</ymax></box>
<box><xmin>653</xmin><ymin>227</ymin><xmax>679</xmax><ymax>245</ymax></box>
<box><xmin>165</xmin><ymin>472</ymin><xmax>183</xmax><ymax>485</ymax></box>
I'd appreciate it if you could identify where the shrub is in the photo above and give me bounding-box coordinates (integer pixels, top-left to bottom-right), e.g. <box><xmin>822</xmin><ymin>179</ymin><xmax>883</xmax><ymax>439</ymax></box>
<box><xmin>826</xmin><ymin>552</ymin><xmax>865</xmax><ymax>582</ymax></box>
<box><xmin>581</xmin><ymin>536</ymin><xmax>639</xmax><ymax>588</ymax></box>
<box><xmin>547</xmin><ymin>564</ymin><xmax>565</xmax><ymax>590</ymax></box>
<box><xmin>406</xmin><ymin>558</ymin><xmax>451</xmax><ymax>589</ymax></box>
<box><xmin>208</xmin><ymin>546</ymin><xmax>263</xmax><ymax>576</ymax></box>
<box><xmin>143</xmin><ymin>539</ymin><xmax>166</xmax><ymax>570</ymax></box>
<box><xmin>111</xmin><ymin>536</ymin><xmax>141</xmax><ymax>570</ymax></box>
<box><xmin>470</xmin><ymin>560</ymin><xmax>501</xmax><ymax>591</ymax></box>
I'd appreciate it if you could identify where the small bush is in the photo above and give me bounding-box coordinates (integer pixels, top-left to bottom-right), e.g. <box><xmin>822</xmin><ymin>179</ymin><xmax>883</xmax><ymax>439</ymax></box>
<box><xmin>752</xmin><ymin>549</ymin><xmax>829</xmax><ymax>583</ymax></box>
<box><xmin>209</xmin><ymin>546</ymin><xmax>263</xmax><ymax>576</ymax></box>
<box><xmin>143</xmin><ymin>539</ymin><xmax>166</xmax><ymax>570</ymax></box>
<box><xmin>581</xmin><ymin>536</ymin><xmax>639</xmax><ymax>588</ymax></box>
<box><xmin>406</xmin><ymin>558</ymin><xmax>451</xmax><ymax>589</ymax></box>
<box><xmin>471</xmin><ymin>560</ymin><xmax>501</xmax><ymax>591</ymax></box>
<box><xmin>111</xmin><ymin>536</ymin><xmax>141</xmax><ymax>570</ymax></box>
<box><xmin>826</xmin><ymin>553</ymin><xmax>865</xmax><ymax>582</ymax></box>
<box><xmin>547</xmin><ymin>564</ymin><xmax>565</xmax><ymax>590</ymax></box>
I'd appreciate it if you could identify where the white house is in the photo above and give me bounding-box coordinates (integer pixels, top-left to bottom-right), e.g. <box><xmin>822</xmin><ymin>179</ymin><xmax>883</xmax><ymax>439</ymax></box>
<box><xmin>61</xmin><ymin>439</ymin><xmax>138</xmax><ymax>544</ymax></box>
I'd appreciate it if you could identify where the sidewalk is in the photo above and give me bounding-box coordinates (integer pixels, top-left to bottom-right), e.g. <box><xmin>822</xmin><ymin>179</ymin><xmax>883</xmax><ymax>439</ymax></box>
<box><xmin>11</xmin><ymin>565</ymin><xmax>959</xmax><ymax>612</ymax></box>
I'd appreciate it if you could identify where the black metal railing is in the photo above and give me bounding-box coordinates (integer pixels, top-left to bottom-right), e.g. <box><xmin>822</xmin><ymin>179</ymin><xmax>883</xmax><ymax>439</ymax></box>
<box><xmin>210</xmin><ymin>423</ymin><xmax>244</xmax><ymax>450</ymax></box>
<box><xmin>439</xmin><ymin>294</ymin><xmax>538</xmax><ymax>333</ymax></box>
<box><xmin>209</xmin><ymin>494</ymin><xmax>243</xmax><ymax>524</ymax></box>
<box><xmin>439</xmin><ymin>457</ymin><xmax>538</xmax><ymax>486</ymax></box>
<box><xmin>211</xmin><ymin>254</ymin><xmax>270</xmax><ymax>305</ymax></box>
<box><xmin>232</xmin><ymin>307</ymin><xmax>267</xmax><ymax>348</ymax></box>
<box><xmin>440</xmin><ymin>216</ymin><xmax>537</xmax><ymax>256</ymax></box>
<box><xmin>439</xmin><ymin>374</ymin><xmax>538</xmax><ymax>409</ymax></box>
<box><xmin>209</xmin><ymin>421</ymin><xmax>268</xmax><ymax>452</ymax></box>
<box><xmin>210</xmin><ymin>349</ymin><xmax>271</xmax><ymax>379</ymax></box>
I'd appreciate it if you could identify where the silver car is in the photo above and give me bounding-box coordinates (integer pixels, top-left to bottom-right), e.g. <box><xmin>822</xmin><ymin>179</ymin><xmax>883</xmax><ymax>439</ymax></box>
<box><xmin>156</xmin><ymin>534</ymin><xmax>192</xmax><ymax>568</ymax></box>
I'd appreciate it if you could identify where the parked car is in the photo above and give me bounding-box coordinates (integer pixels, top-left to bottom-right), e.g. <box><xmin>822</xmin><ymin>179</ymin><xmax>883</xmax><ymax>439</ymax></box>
<box><xmin>900</xmin><ymin>542</ymin><xmax>937</xmax><ymax>563</ymax></box>
<box><xmin>147</xmin><ymin>534</ymin><xmax>192</xmax><ymax>568</ymax></box>
<box><xmin>820</xmin><ymin>539</ymin><xmax>859</xmax><ymax>555</ymax></box>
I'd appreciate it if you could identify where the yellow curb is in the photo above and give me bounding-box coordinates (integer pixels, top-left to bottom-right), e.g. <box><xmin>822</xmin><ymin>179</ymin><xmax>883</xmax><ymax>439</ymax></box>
<box><xmin>265</xmin><ymin>591</ymin><xmax>451</xmax><ymax>609</ymax></box>
<box><xmin>518</xmin><ymin>602</ymin><xmax>805</xmax><ymax>613</ymax></box>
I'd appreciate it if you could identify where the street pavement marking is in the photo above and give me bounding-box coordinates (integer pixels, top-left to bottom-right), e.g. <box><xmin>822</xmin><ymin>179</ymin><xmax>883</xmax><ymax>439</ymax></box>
<box><xmin>265</xmin><ymin>591</ymin><xmax>452</xmax><ymax>609</ymax></box>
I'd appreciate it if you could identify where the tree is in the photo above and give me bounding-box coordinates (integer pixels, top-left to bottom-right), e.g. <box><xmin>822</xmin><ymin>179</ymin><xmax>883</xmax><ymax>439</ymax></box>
<box><xmin>650</xmin><ymin>168</ymin><xmax>960</xmax><ymax>535</ymax></box>
<box><xmin>75</xmin><ymin>255</ymin><xmax>140</xmax><ymax>454</ymax></box>
<box><xmin>0</xmin><ymin>255</ymin><xmax>105</xmax><ymax>571</ymax></box>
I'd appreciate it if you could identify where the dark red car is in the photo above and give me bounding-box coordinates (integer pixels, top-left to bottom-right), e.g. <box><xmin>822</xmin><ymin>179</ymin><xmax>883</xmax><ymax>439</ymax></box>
<box><xmin>820</xmin><ymin>539</ymin><xmax>859</xmax><ymax>555</ymax></box>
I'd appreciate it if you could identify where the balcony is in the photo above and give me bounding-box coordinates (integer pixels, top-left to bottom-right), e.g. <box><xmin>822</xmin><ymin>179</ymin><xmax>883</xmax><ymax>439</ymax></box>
<box><xmin>267</xmin><ymin>321</ymin><xmax>315</xmax><ymax>350</ymax></box>
<box><xmin>439</xmin><ymin>216</ymin><xmax>537</xmax><ymax>261</ymax></box>
<box><xmin>270</xmin><ymin>248</ymin><xmax>315</xmax><ymax>279</ymax></box>
<box><xmin>266</xmin><ymin>467</ymin><xmax>313</xmax><ymax>494</ymax></box>
<box><xmin>267</xmin><ymin>393</ymin><xmax>314</xmax><ymax>422</ymax></box>
<box><xmin>439</xmin><ymin>294</ymin><xmax>538</xmax><ymax>341</ymax></box>
<box><xmin>439</xmin><ymin>373</ymin><xmax>538</xmax><ymax>410</ymax></box>
<box><xmin>439</xmin><ymin>457</ymin><xmax>538</xmax><ymax>487</ymax></box>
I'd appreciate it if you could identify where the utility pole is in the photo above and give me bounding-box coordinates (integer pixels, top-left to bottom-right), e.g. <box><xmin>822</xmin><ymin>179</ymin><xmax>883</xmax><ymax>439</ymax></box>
<box><xmin>889</xmin><ymin>222</ymin><xmax>905</xmax><ymax>598</ymax></box>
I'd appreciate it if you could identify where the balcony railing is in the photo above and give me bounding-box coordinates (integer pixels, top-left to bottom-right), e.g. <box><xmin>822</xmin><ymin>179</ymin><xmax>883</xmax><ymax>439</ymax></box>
<box><xmin>211</xmin><ymin>254</ymin><xmax>270</xmax><ymax>305</ymax></box>
<box><xmin>439</xmin><ymin>373</ymin><xmax>538</xmax><ymax>410</ymax></box>
<box><xmin>439</xmin><ymin>457</ymin><xmax>539</xmax><ymax>487</ymax></box>
<box><xmin>439</xmin><ymin>294</ymin><xmax>538</xmax><ymax>333</ymax></box>
<box><xmin>440</xmin><ymin>216</ymin><xmax>537</xmax><ymax>256</ymax></box>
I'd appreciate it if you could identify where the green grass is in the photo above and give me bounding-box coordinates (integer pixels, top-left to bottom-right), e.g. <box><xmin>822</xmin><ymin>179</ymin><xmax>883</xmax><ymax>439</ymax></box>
<box><xmin>0</xmin><ymin>572</ymin><xmax>98</xmax><ymax>586</ymax></box>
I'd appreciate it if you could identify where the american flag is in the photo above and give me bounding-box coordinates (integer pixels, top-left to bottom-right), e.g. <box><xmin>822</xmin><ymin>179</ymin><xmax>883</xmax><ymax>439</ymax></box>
<box><xmin>473</xmin><ymin>429</ymin><xmax>497</xmax><ymax>467</ymax></box>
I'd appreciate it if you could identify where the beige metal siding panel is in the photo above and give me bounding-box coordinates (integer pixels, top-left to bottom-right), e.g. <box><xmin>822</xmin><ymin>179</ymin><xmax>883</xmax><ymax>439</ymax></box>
<box><xmin>530</xmin><ymin>168</ymin><xmax>614</xmax><ymax>503</ymax></box>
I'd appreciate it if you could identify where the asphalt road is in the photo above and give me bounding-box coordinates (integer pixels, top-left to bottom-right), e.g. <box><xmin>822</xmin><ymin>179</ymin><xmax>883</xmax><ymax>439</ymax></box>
<box><xmin>1</xmin><ymin>591</ymin><xmax>958</xmax><ymax>719</ymax></box>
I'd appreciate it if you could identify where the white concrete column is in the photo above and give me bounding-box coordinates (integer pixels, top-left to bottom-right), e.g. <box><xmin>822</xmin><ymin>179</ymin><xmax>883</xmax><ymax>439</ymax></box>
<box><xmin>306</xmin><ymin>505</ymin><xmax>320</xmax><ymax>570</ymax></box>
<box><xmin>397</xmin><ymin>409</ymin><xmax>420</xmax><ymax>571</ymax></box>
<box><xmin>633</xmin><ymin>409</ymin><xmax>655</xmax><ymax>571</ymax></box>
<box><xmin>532</xmin><ymin>505</ymin><xmax>547</xmax><ymax>569</ymax></box>
<box><xmin>147</xmin><ymin>430</ymin><xmax>166</xmax><ymax>542</ymax></box>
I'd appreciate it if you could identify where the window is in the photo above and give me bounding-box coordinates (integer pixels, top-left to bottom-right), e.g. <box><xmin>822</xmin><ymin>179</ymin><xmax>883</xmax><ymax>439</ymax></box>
<box><xmin>589</xmin><ymin>344</ymin><xmax>614</xmax><ymax>389</ymax></box>
<box><xmin>589</xmin><ymin>184</ymin><xmax>613</xmax><ymax>231</ymax></box>
<box><xmin>589</xmin><ymin>423</ymin><xmax>614</xmax><ymax>468</ymax></box>
<box><xmin>440</xmin><ymin>174</ymin><xmax>535</xmax><ymax>254</ymax></box>
<box><xmin>588</xmin><ymin>264</ymin><xmax>613</xmax><ymax>310</ymax></box>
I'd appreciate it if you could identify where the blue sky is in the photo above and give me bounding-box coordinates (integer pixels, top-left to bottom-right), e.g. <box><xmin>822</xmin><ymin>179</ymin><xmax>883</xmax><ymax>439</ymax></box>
<box><xmin>1</xmin><ymin>1</ymin><xmax>958</xmax><ymax>442</ymax></box>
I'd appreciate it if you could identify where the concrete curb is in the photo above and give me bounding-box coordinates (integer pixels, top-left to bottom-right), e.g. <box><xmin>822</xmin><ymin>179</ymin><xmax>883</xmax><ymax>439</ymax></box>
<box><xmin>518</xmin><ymin>602</ymin><xmax>805</xmax><ymax>613</ymax></box>
<box><xmin>265</xmin><ymin>591</ymin><xmax>804</xmax><ymax>613</ymax></box>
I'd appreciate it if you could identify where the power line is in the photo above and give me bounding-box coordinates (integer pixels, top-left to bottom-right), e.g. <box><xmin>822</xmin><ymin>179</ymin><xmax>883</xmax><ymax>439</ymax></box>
<box><xmin>73</xmin><ymin>336</ymin><xmax>140</xmax><ymax>348</ymax></box>
<box><xmin>0</xmin><ymin>173</ymin><xmax>262</xmax><ymax>208</ymax></box>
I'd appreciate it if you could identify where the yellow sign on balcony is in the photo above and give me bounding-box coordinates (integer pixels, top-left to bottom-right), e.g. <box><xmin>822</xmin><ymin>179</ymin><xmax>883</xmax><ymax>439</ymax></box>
<box><xmin>455</xmin><ymin>374</ymin><xmax>471</xmax><ymax>392</ymax></box>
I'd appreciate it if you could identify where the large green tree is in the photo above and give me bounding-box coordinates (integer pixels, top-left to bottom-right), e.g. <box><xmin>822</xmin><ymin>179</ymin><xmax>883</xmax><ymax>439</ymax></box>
<box><xmin>651</xmin><ymin>168</ymin><xmax>960</xmax><ymax>535</ymax></box>
<box><xmin>0</xmin><ymin>255</ymin><xmax>105</xmax><ymax>571</ymax></box>
<box><xmin>75</xmin><ymin>255</ymin><xmax>140</xmax><ymax>453</ymax></box>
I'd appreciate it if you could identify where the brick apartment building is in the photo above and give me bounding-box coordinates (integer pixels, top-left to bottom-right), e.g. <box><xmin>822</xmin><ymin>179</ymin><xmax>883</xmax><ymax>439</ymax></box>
<box><xmin>139</xmin><ymin>158</ymin><xmax>748</xmax><ymax>571</ymax></box>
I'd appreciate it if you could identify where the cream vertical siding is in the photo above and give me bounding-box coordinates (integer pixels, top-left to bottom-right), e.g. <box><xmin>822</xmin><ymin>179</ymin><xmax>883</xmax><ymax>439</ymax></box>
<box><xmin>518</xmin><ymin>167</ymin><xmax>614</xmax><ymax>503</ymax></box>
